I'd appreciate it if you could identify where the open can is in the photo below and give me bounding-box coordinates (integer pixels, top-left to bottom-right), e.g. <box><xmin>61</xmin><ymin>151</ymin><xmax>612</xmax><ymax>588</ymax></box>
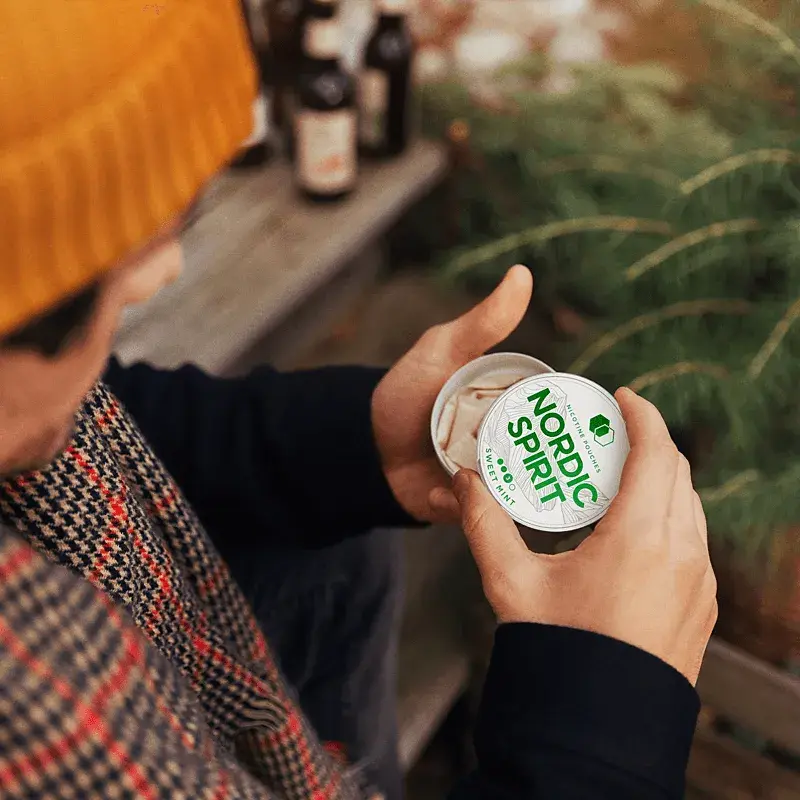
<box><xmin>430</xmin><ymin>353</ymin><xmax>554</xmax><ymax>477</ymax></box>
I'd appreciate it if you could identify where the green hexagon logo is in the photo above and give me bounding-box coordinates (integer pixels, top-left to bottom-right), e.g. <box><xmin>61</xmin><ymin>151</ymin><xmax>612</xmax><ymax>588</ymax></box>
<box><xmin>589</xmin><ymin>414</ymin><xmax>615</xmax><ymax>447</ymax></box>
<box><xmin>594</xmin><ymin>428</ymin><xmax>615</xmax><ymax>447</ymax></box>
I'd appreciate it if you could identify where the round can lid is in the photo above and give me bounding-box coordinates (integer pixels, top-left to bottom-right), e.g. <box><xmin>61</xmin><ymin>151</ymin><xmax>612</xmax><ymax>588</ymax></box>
<box><xmin>429</xmin><ymin>352</ymin><xmax>554</xmax><ymax>477</ymax></box>
<box><xmin>477</xmin><ymin>373</ymin><xmax>629</xmax><ymax>532</ymax></box>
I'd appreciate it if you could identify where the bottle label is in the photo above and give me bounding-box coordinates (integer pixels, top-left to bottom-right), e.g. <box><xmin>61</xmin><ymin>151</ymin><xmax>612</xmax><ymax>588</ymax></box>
<box><xmin>296</xmin><ymin>109</ymin><xmax>357</xmax><ymax>194</ymax></box>
<box><xmin>359</xmin><ymin>69</ymin><xmax>388</xmax><ymax>146</ymax></box>
<box><xmin>242</xmin><ymin>93</ymin><xmax>269</xmax><ymax>147</ymax></box>
<box><xmin>378</xmin><ymin>0</ymin><xmax>408</xmax><ymax>13</ymax></box>
<box><xmin>304</xmin><ymin>18</ymin><xmax>341</xmax><ymax>59</ymax></box>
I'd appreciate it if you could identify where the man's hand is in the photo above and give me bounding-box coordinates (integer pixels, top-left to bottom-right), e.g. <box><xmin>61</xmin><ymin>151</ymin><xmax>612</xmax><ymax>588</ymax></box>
<box><xmin>451</xmin><ymin>387</ymin><xmax>718</xmax><ymax>686</ymax></box>
<box><xmin>372</xmin><ymin>265</ymin><xmax>533</xmax><ymax>524</ymax></box>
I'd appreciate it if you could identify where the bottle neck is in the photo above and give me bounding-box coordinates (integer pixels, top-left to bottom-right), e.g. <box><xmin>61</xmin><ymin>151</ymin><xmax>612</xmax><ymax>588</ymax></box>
<box><xmin>248</xmin><ymin>0</ymin><xmax>270</xmax><ymax>48</ymax></box>
<box><xmin>376</xmin><ymin>13</ymin><xmax>403</xmax><ymax>29</ymax></box>
<box><xmin>303</xmin><ymin>16</ymin><xmax>342</xmax><ymax>63</ymax></box>
<box><xmin>375</xmin><ymin>0</ymin><xmax>407</xmax><ymax>18</ymax></box>
<box><xmin>309</xmin><ymin>0</ymin><xmax>338</xmax><ymax>14</ymax></box>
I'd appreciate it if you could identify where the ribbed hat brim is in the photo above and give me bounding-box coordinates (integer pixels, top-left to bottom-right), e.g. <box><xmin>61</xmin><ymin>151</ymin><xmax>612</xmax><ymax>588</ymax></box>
<box><xmin>0</xmin><ymin>0</ymin><xmax>256</xmax><ymax>337</ymax></box>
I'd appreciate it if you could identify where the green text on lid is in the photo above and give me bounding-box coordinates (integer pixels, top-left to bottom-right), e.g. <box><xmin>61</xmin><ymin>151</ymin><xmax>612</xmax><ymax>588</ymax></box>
<box><xmin>506</xmin><ymin>387</ymin><xmax>602</xmax><ymax>508</ymax></box>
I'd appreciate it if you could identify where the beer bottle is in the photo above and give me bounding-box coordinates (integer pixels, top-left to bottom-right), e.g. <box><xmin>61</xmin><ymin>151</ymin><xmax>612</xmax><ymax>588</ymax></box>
<box><xmin>266</xmin><ymin>0</ymin><xmax>305</xmax><ymax>134</ymax></box>
<box><xmin>231</xmin><ymin>0</ymin><xmax>275</xmax><ymax>168</ymax></box>
<box><xmin>294</xmin><ymin>2</ymin><xmax>357</xmax><ymax>201</ymax></box>
<box><xmin>359</xmin><ymin>0</ymin><xmax>414</xmax><ymax>158</ymax></box>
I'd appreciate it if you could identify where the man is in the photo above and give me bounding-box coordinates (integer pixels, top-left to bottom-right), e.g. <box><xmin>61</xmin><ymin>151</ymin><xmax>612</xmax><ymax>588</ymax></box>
<box><xmin>0</xmin><ymin>2</ymin><xmax>717</xmax><ymax>799</ymax></box>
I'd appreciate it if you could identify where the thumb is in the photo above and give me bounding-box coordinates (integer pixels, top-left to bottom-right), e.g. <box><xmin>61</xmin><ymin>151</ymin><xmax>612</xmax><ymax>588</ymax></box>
<box><xmin>453</xmin><ymin>469</ymin><xmax>529</xmax><ymax>580</ymax></box>
<box><xmin>443</xmin><ymin>265</ymin><xmax>533</xmax><ymax>363</ymax></box>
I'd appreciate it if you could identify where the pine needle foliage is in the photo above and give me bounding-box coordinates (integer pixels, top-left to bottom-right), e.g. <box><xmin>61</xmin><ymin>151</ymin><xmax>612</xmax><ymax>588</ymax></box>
<box><xmin>420</xmin><ymin>0</ymin><xmax>800</xmax><ymax>558</ymax></box>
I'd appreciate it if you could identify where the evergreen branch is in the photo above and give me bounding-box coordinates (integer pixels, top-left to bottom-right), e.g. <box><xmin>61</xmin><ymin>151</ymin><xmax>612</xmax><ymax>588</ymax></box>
<box><xmin>748</xmin><ymin>295</ymin><xmax>800</xmax><ymax>378</ymax></box>
<box><xmin>700</xmin><ymin>469</ymin><xmax>761</xmax><ymax>504</ymax></box>
<box><xmin>540</xmin><ymin>156</ymin><xmax>681</xmax><ymax>189</ymax></box>
<box><xmin>681</xmin><ymin>149</ymin><xmax>800</xmax><ymax>195</ymax></box>
<box><xmin>624</xmin><ymin>219</ymin><xmax>761</xmax><ymax>281</ymax></box>
<box><xmin>444</xmin><ymin>217</ymin><xmax>672</xmax><ymax>278</ymax></box>
<box><xmin>569</xmin><ymin>299</ymin><xmax>752</xmax><ymax>374</ymax></box>
<box><xmin>698</xmin><ymin>0</ymin><xmax>800</xmax><ymax>66</ymax></box>
<box><xmin>627</xmin><ymin>362</ymin><xmax>729</xmax><ymax>393</ymax></box>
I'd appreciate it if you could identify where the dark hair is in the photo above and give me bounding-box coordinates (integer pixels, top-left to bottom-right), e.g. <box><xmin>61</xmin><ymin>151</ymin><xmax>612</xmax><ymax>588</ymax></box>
<box><xmin>2</xmin><ymin>282</ymin><xmax>101</xmax><ymax>358</ymax></box>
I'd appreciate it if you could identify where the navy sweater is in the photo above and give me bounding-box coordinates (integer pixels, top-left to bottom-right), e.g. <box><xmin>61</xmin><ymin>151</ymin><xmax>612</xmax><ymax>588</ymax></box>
<box><xmin>106</xmin><ymin>358</ymin><xmax>699</xmax><ymax>799</ymax></box>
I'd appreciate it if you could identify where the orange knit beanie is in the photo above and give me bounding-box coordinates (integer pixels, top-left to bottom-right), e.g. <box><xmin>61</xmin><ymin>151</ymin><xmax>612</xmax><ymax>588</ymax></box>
<box><xmin>0</xmin><ymin>0</ymin><xmax>256</xmax><ymax>337</ymax></box>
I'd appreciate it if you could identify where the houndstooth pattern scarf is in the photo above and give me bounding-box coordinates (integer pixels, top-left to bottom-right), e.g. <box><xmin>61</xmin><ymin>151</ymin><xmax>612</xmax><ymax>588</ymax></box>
<box><xmin>0</xmin><ymin>381</ymin><xmax>368</xmax><ymax>799</ymax></box>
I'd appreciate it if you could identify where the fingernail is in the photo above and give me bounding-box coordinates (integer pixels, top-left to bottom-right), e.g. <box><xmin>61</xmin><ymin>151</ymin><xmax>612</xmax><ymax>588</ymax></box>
<box><xmin>617</xmin><ymin>386</ymin><xmax>637</xmax><ymax>399</ymax></box>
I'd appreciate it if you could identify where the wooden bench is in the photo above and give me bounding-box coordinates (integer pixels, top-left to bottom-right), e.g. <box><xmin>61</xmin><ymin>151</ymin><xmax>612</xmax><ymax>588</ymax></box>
<box><xmin>687</xmin><ymin>638</ymin><xmax>800</xmax><ymax>798</ymax></box>
<box><xmin>115</xmin><ymin>140</ymin><xmax>446</xmax><ymax>372</ymax></box>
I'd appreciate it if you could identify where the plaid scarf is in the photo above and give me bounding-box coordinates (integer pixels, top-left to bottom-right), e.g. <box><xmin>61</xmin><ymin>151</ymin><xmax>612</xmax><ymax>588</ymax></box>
<box><xmin>0</xmin><ymin>382</ymin><xmax>369</xmax><ymax>799</ymax></box>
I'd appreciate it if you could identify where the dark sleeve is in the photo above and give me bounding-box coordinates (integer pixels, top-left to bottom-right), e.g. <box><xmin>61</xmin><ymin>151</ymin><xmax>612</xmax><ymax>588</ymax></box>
<box><xmin>451</xmin><ymin>624</ymin><xmax>700</xmax><ymax>800</ymax></box>
<box><xmin>104</xmin><ymin>358</ymin><xmax>417</xmax><ymax>551</ymax></box>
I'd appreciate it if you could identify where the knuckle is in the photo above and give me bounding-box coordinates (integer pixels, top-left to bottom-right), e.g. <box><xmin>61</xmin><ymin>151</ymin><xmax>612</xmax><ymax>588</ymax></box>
<box><xmin>691</xmin><ymin>542</ymin><xmax>712</xmax><ymax>569</ymax></box>
<box><xmin>484</xmin><ymin>565</ymin><xmax>526</xmax><ymax>606</ymax></box>
<box><xmin>672</xmin><ymin>536</ymin><xmax>708</xmax><ymax>572</ymax></box>
<box><xmin>649</xmin><ymin>442</ymin><xmax>680</xmax><ymax>468</ymax></box>
<box><xmin>708</xmin><ymin>595</ymin><xmax>719</xmax><ymax>625</ymax></box>
<box><xmin>676</xmin><ymin>546</ymin><xmax>703</xmax><ymax>573</ymax></box>
<box><xmin>420</xmin><ymin>322</ymin><xmax>449</xmax><ymax>349</ymax></box>
<box><xmin>671</xmin><ymin>538</ymin><xmax>692</xmax><ymax>560</ymax></box>
<box><xmin>642</xmin><ymin>540</ymin><xmax>668</xmax><ymax>564</ymax></box>
<box><xmin>693</xmin><ymin>559</ymin><xmax>716</xmax><ymax>599</ymax></box>
<box><xmin>704</xmin><ymin>565</ymin><xmax>718</xmax><ymax>597</ymax></box>
<box><xmin>463</xmin><ymin>500</ymin><xmax>492</xmax><ymax>535</ymax></box>
<box><xmin>633</xmin><ymin>536</ymin><xmax>666</xmax><ymax>566</ymax></box>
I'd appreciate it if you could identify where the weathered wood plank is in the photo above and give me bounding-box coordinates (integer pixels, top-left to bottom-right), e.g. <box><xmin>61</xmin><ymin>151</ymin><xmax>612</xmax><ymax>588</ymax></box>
<box><xmin>229</xmin><ymin>242</ymin><xmax>386</xmax><ymax>373</ymax></box>
<box><xmin>697</xmin><ymin>637</ymin><xmax>800</xmax><ymax>753</ymax></box>
<box><xmin>114</xmin><ymin>140</ymin><xmax>447</xmax><ymax>373</ymax></box>
<box><xmin>687</xmin><ymin>727</ymin><xmax>800</xmax><ymax>799</ymax></box>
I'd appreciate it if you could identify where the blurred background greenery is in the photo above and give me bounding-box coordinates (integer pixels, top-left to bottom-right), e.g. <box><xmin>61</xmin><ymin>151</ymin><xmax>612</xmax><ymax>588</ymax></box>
<box><xmin>410</xmin><ymin>0</ymin><xmax>800</xmax><ymax>570</ymax></box>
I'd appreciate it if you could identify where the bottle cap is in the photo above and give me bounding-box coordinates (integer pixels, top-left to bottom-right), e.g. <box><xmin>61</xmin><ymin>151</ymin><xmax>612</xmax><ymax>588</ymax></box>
<box><xmin>477</xmin><ymin>373</ymin><xmax>629</xmax><ymax>532</ymax></box>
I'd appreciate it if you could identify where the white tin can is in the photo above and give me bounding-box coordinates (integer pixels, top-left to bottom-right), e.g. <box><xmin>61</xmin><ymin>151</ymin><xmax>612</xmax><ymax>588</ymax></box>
<box><xmin>477</xmin><ymin>372</ymin><xmax>629</xmax><ymax>533</ymax></box>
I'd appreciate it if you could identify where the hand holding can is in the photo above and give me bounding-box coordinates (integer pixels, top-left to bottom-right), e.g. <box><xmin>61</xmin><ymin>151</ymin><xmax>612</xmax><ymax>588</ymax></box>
<box><xmin>452</xmin><ymin>387</ymin><xmax>718</xmax><ymax>686</ymax></box>
<box><xmin>372</xmin><ymin>265</ymin><xmax>534</xmax><ymax>525</ymax></box>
